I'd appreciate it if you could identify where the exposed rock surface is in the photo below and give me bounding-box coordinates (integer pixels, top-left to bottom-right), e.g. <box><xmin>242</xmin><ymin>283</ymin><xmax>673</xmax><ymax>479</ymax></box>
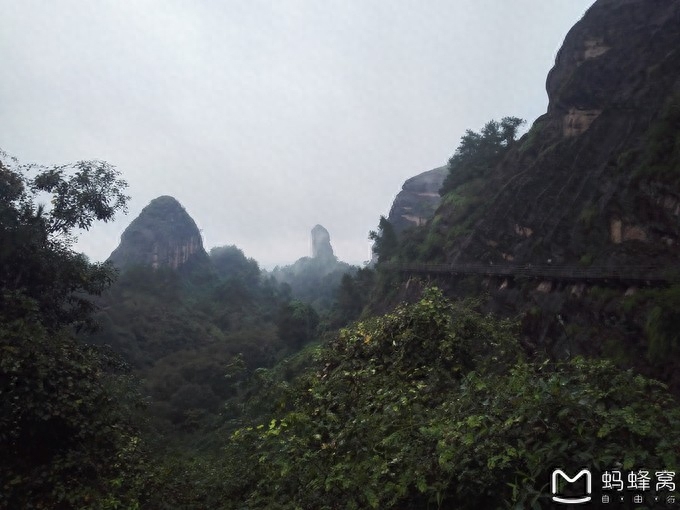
<box><xmin>311</xmin><ymin>224</ymin><xmax>335</xmax><ymax>260</ymax></box>
<box><xmin>437</xmin><ymin>0</ymin><xmax>680</xmax><ymax>268</ymax></box>
<box><xmin>108</xmin><ymin>195</ymin><xmax>209</xmax><ymax>271</ymax></box>
<box><xmin>387</xmin><ymin>166</ymin><xmax>448</xmax><ymax>233</ymax></box>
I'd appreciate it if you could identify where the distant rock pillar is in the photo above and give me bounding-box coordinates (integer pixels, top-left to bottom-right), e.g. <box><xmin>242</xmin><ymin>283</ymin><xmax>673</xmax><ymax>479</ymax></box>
<box><xmin>311</xmin><ymin>225</ymin><xmax>335</xmax><ymax>260</ymax></box>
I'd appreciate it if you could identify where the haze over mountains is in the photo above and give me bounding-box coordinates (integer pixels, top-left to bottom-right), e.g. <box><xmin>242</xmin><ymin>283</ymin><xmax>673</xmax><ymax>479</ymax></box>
<box><xmin>5</xmin><ymin>1</ymin><xmax>680</xmax><ymax>508</ymax></box>
<box><xmin>101</xmin><ymin>0</ymin><xmax>680</xmax><ymax>274</ymax></box>
<box><xmin>2</xmin><ymin>1</ymin><xmax>596</xmax><ymax>266</ymax></box>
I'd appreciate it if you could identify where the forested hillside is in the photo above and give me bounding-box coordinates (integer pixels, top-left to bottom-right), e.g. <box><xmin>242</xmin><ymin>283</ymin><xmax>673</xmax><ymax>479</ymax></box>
<box><xmin>3</xmin><ymin>0</ymin><xmax>680</xmax><ymax>508</ymax></box>
<box><xmin>88</xmin><ymin>248</ymin><xmax>290</xmax><ymax>433</ymax></box>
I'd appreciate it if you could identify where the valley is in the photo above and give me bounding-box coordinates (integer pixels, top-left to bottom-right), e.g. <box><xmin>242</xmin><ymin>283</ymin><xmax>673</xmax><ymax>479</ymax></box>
<box><xmin>2</xmin><ymin>0</ymin><xmax>680</xmax><ymax>508</ymax></box>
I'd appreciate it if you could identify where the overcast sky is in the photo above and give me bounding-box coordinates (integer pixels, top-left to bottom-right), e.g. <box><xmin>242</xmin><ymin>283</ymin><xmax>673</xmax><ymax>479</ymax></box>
<box><xmin>1</xmin><ymin>0</ymin><xmax>594</xmax><ymax>267</ymax></box>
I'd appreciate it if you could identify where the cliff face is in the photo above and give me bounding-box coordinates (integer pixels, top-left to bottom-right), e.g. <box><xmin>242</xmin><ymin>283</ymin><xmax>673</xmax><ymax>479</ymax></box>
<box><xmin>108</xmin><ymin>196</ymin><xmax>209</xmax><ymax>271</ymax></box>
<box><xmin>437</xmin><ymin>0</ymin><xmax>680</xmax><ymax>267</ymax></box>
<box><xmin>388</xmin><ymin>166</ymin><xmax>448</xmax><ymax>233</ymax></box>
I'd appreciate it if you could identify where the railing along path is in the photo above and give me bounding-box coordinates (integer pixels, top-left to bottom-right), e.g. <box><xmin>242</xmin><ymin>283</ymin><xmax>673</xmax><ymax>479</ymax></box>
<box><xmin>386</xmin><ymin>263</ymin><xmax>680</xmax><ymax>285</ymax></box>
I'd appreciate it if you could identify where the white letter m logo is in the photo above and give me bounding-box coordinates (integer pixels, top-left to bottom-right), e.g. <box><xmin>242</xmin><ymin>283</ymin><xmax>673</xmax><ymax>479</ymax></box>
<box><xmin>551</xmin><ymin>469</ymin><xmax>592</xmax><ymax>504</ymax></box>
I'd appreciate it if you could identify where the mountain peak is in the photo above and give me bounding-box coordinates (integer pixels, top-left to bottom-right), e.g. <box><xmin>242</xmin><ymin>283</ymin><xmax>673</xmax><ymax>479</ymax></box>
<box><xmin>108</xmin><ymin>196</ymin><xmax>208</xmax><ymax>270</ymax></box>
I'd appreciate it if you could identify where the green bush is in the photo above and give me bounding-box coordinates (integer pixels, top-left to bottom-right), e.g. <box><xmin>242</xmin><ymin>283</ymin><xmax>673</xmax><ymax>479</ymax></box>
<box><xmin>229</xmin><ymin>288</ymin><xmax>680</xmax><ymax>509</ymax></box>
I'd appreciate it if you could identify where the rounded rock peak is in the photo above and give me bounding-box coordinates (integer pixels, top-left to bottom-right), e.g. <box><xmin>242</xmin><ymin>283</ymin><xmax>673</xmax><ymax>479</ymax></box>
<box><xmin>108</xmin><ymin>195</ymin><xmax>207</xmax><ymax>270</ymax></box>
<box><xmin>149</xmin><ymin>195</ymin><xmax>180</xmax><ymax>204</ymax></box>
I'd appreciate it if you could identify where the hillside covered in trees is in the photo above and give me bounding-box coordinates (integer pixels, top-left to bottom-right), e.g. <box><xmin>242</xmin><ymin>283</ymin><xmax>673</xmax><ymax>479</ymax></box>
<box><xmin>2</xmin><ymin>0</ymin><xmax>680</xmax><ymax>508</ymax></box>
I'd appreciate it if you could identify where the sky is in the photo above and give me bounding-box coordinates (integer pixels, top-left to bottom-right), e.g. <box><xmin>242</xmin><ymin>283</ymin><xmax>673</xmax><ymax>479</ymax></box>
<box><xmin>1</xmin><ymin>0</ymin><xmax>595</xmax><ymax>268</ymax></box>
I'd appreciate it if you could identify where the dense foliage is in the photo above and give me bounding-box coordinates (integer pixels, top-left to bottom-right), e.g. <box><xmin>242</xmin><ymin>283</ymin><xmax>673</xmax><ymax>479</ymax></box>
<box><xmin>0</xmin><ymin>156</ymin><xmax>128</xmax><ymax>331</ymax></box>
<box><xmin>0</xmin><ymin>155</ymin><xmax>147</xmax><ymax>508</ymax></box>
<box><xmin>87</xmin><ymin>245</ymin><xmax>293</xmax><ymax>432</ymax></box>
<box><xmin>375</xmin><ymin>117</ymin><xmax>525</xmax><ymax>266</ymax></box>
<box><xmin>228</xmin><ymin>288</ymin><xmax>680</xmax><ymax>509</ymax></box>
<box><xmin>327</xmin><ymin>267</ymin><xmax>376</xmax><ymax>327</ymax></box>
<box><xmin>633</xmin><ymin>92</ymin><xmax>680</xmax><ymax>188</ymax></box>
<box><xmin>276</xmin><ymin>300</ymin><xmax>320</xmax><ymax>349</ymax></box>
<box><xmin>369</xmin><ymin>215</ymin><xmax>398</xmax><ymax>264</ymax></box>
<box><xmin>440</xmin><ymin>117</ymin><xmax>524</xmax><ymax>195</ymax></box>
<box><xmin>1</xmin><ymin>315</ymin><xmax>146</xmax><ymax>509</ymax></box>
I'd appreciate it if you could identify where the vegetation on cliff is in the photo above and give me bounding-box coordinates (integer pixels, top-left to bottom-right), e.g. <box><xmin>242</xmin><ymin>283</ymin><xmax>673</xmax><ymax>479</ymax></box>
<box><xmin>440</xmin><ymin>116</ymin><xmax>524</xmax><ymax>195</ymax></box>
<box><xmin>367</xmin><ymin>117</ymin><xmax>525</xmax><ymax>266</ymax></box>
<box><xmin>366</xmin><ymin>0</ymin><xmax>680</xmax><ymax>393</ymax></box>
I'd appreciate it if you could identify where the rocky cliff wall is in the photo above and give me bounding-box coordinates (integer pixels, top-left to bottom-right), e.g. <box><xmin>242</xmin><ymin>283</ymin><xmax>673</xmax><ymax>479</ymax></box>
<box><xmin>440</xmin><ymin>0</ymin><xmax>680</xmax><ymax>268</ymax></box>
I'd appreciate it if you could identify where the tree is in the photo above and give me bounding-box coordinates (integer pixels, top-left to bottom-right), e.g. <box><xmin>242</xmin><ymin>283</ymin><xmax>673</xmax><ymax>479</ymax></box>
<box><xmin>330</xmin><ymin>267</ymin><xmax>376</xmax><ymax>327</ymax></box>
<box><xmin>1</xmin><ymin>154</ymin><xmax>129</xmax><ymax>331</ymax></box>
<box><xmin>0</xmin><ymin>153</ymin><xmax>147</xmax><ymax>508</ymax></box>
<box><xmin>440</xmin><ymin>116</ymin><xmax>525</xmax><ymax>195</ymax></box>
<box><xmin>369</xmin><ymin>215</ymin><xmax>398</xmax><ymax>263</ymax></box>
<box><xmin>276</xmin><ymin>300</ymin><xmax>320</xmax><ymax>349</ymax></box>
<box><xmin>210</xmin><ymin>245</ymin><xmax>261</xmax><ymax>288</ymax></box>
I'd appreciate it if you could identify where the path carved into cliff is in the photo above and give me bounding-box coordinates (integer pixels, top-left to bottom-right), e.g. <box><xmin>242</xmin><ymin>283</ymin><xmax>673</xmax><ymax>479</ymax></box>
<box><xmin>386</xmin><ymin>263</ymin><xmax>680</xmax><ymax>286</ymax></box>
